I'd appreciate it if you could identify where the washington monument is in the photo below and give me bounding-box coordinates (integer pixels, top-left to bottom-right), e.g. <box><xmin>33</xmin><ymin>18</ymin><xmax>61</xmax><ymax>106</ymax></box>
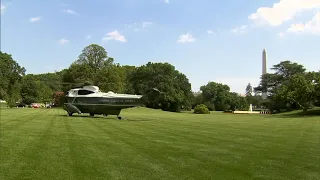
<box><xmin>262</xmin><ymin>49</ymin><xmax>267</xmax><ymax>99</ymax></box>
<box><xmin>262</xmin><ymin>49</ymin><xmax>267</xmax><ymax>75</ymax></box>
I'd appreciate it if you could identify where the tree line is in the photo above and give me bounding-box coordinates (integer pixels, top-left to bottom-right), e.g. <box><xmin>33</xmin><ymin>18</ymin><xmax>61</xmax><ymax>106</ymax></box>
<box><xmin>254</xmin><ymin>61</ymin><xmax>320</xmax><ymax>113</ymax></box>
<box><xmin>1</xmin><ymin>44</ymin><xmax>319</xmax><ymax>114</ymax></box>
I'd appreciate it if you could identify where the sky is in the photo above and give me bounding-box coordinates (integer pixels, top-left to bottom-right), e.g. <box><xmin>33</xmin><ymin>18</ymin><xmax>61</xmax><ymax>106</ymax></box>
<box><xmin>1</xmin><ymin>0</ymin><xmax>320</xmax><ymax>94</ymax></box>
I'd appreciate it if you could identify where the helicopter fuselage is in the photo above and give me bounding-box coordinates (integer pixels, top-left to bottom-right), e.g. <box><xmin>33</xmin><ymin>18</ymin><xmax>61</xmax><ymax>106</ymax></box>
<box><xmin>63</xmin><ymin>86</ymin><xmax>144</xmax><ymax>119</ymax></box>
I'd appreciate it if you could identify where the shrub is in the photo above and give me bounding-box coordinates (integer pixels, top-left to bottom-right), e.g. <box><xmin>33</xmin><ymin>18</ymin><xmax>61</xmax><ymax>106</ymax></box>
<box><xmin>53</xmin><ymin>91</ymin><xmax>64</xmax><ymax>107</ymax></box>
<box><xmin>194</xmin><ymin>104</ymin><xmax>210</xmax><ymax>114</ymax></box>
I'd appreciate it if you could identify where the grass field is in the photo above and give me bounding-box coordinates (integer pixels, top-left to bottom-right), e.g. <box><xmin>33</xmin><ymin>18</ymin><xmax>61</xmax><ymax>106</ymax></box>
<box><xmin>1</xmin><ymin>107</ymin><xmax>319</xmax><ymax>180</ymax></box>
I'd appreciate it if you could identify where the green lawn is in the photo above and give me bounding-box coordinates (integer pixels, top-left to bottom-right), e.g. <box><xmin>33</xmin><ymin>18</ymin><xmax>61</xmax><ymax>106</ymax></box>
<box><xmin>1</xmin><ymin>107</ymin><xmax>319</xmax><ymax>180</ymax></box>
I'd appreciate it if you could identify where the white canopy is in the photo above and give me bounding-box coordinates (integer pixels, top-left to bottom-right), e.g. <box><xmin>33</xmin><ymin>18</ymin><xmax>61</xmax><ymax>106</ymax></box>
<box><xmin>82</xmin><ymin>86</ymin><xmax>100</xmax><ymax>92</ymax></box>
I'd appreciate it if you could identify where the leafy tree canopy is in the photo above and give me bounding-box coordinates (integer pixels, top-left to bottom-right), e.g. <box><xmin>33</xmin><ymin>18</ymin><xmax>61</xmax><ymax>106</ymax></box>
<box><xmin>130</xmin><ymin>62</ymin><xmax>193</xmax><ymax>112</ymax></box>
<box><xmin>0</xmin><ymin>51</ymin><xmax>26</xmax><ymax>106</ymax></box>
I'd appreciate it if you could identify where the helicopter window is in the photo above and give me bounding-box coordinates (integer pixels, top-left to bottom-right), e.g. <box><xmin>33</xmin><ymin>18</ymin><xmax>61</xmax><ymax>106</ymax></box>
<box><xmin>78</xmin><ymin>90</ymin><xmax>94</xmax><ymax>95</ymax></box>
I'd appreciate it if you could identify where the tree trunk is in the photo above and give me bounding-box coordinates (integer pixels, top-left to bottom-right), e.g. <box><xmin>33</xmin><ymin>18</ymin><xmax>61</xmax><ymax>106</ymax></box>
<box><xmin>303</xmin><ymin>106</ymin><xmax>308</xmax><ymax>114</ymax></box>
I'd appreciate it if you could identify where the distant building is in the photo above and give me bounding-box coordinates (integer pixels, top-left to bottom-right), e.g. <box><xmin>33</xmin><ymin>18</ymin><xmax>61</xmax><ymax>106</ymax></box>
<box><xmin>193</xmin><ymin>91</ymin><xmax>202</xmax><ymax>97</ymax></box>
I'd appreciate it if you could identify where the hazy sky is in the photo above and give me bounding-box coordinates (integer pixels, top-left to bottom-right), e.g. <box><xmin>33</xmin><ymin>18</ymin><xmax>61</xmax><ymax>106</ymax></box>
<box><xmin>1</xmin><ymin>0</ymin><xmax>320</xmax><ymax>94</ymax></box>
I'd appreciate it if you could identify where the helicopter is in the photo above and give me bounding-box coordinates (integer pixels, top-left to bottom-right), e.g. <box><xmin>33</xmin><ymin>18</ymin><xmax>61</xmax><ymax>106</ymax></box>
<box><xmin>61</xmin><ymin>82</ymin><xmax>162</xmax><ymax>120</ymax></box>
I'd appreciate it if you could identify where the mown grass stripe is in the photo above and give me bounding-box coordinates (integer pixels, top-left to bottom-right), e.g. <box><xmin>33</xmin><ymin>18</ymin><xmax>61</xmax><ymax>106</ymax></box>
<box><xmin>0</xmin><ymin>107</ymin><xmax>319</xmax><ymax>180</ymax></box>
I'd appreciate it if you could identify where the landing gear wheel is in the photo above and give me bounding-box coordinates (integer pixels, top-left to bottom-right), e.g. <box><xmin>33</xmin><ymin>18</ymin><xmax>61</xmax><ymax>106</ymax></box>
<box><xmin>67</xmin><ymin>112</ymin><xmax>73</xmax><ymax>116</ymax></box>
<box><xmin>117</xmin><ymin>116</ymin><xmax>122</xmax><ymax>120</ymax></box>
<box><xmin>103</xmin><ymin>114</ymin><xmax>108</xmax><ymax>117</ymax></box>
<box><xmin>89</xmin><ymin>113</ymin><xmax>94</xmax><ymax>117</ymax></box>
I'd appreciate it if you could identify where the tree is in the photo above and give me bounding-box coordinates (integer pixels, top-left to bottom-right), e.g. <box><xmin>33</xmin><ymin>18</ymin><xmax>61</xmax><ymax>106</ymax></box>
<box><xmin>95</xmin><ymin>64</ymin><xmax>127</xmax><ymax>93</ymax></box>
<box><xmin>120</xmin><ymin>65</ymin><xmax>137</xmax><ymax>94</ymax></box>
<box><xmin>192</xmin><ymin>92</ymin><xmax>203</xmax><ymax>109</ymax></box>
<box><xmin>250</xmin><ymin>95</ymin><xmax>264</xmax><ymax>108</ymax></box>
<box><xmin>198</xmin><ymin>81</ymin><xmax>249</xmax><ymax>111</ymax></box>
<box><xmin>315</xmin><ymin>71</ymin><xmax>320</xmax><ymax>106</ymax></box>
<box><xmin>62</xmin><ymin>44</ymin><xmax>127</xmax><ymax>93</ymax></box>
<box><xmin>271</xmin><ymin>60</ymin><xmax>306</xmax><ymax>79</ymax></box>
<box><xmin>228</xmin><ymin>92</ymin><xmax>249</xmax><ymax>111</ymax></box>
<box><xmin>63</xmin><ymin>63</ymin><xmax>95</xmax><ymax>84</ymax></box>
<box><xmin>130</xmin><ymin>62</ymin><xmax>192</xmax><ymax>112</ymax></box>
<box><xmin>36</xmin><ymin>81</ymin><xmax>53</xmax><ymax>103</ymax></box>
<box><xmin>200</xmin><ymin>82</ymin><xmax>231</xmax><ymax>111</ymax></box>
<box><xmin>32</xmin><ymin>72</ymin><xmax>63</xmax><ymax>92</ymax></box>
<box><xmin>75</xmin><ymin>44</ymin><xmax>113</xmax><ymax>70</ymax></box>
<box><xmin>20</xmin><ymin>74</ymin><xmax>54</xmax><ymax>104</ymax></box>
<box><xmin>255</xmin><ymin>61</ymin><xmax>306</xmax><ymax>97</ymax></box>
<box><xmin>6</xmin><ymin>83</ymin><xmax>22</xmax><ymax>107</ymax></box>
<box><xmin>0</xmin><ymin>51</ymin><xmax>26</xmax><ymax>107</ymax></box>
<box><xmin>285</xmin><ymin>72</ymin><xmax>318</xmax><ymax>113</ymax></box>
<box><xmin>21</xmin><ymin>75</ymin><xmax>38</xmax><ymax>104</ymax></box>
<box><xmin>254</xmin><ymin>60</ymin><xmax>307</xmax><ymax>113</ymax></box>
<box><xmin>245</xmin><ymin>83</ymin><xmax>253</xmax><ymax>96</ymax></box>
<box><xmin>245</xmin><ymin>83</ymin><xmax>254</xmax><ymax>105</ymax></box>
<box><xmin>238</xmin><ymin>95</ymin><xmax>250</xmax><ymax>110</ymax></box>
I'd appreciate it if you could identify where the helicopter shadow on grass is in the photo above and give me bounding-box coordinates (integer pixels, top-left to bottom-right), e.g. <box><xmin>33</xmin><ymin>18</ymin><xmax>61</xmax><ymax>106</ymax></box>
<box><xmin>55</xmin><ymin>114</ymin><xmax>153</xmax><ymax>121</ymax></box>
<box><xmin>56</xmin><ymin>114</ymin><xmax>102</xmax><ymax>119</ymax></box>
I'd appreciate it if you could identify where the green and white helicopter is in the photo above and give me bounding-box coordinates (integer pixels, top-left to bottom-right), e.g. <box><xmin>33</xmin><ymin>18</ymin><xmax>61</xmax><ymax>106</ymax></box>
<box><xmin>62</xmin><ymin>82</ymin><xmax>161</xmax><ymax>120</ymax></box>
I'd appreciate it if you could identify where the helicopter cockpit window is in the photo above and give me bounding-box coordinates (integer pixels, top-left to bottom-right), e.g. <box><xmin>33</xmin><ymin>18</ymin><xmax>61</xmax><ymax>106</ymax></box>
<box><xmin>78</xmin><ymin>90</ymin><xmax>95</xmax><ymax>95</ymax></box>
